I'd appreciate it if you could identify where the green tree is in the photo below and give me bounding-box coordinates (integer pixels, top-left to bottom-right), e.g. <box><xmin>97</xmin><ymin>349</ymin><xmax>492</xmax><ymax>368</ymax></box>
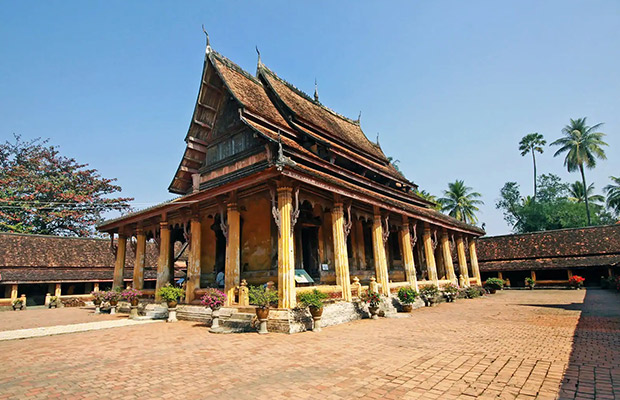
<box><xmin>551</xmin><ymin>118</ymin><xmax>608</xmax><ymax>225</ymax></box>
<box><xmin>567</xmin><ymin>181</ymin><xmax>604</xmax><ymax>206</ymax></box>
<box><xmin>414</xmin><ymin>189</ymin><xmax>441</xmax><ymax>211</ymax></box>
<box><xmin>518</xmin><ymin>133</ymin><xmax>546</xmax><ymax>198</ymax></box>
<box><xmin>604</xmin><ymin>176</ymin><xmax>620</xmax><ymax>216</ymax></box>
<box><xmin>438</xmin><ymin>180</ymin><xmax>484</xmax><ymax>224</ymax></box>
<box><xmin>0</xmin><ymin>135</ymin><xmax>132</xmax><ymax>236</ymax></box>
<box><xmin>496</xmin><ymin>174</ymin><xmax>612</xmax><ymax>233</ymax></box>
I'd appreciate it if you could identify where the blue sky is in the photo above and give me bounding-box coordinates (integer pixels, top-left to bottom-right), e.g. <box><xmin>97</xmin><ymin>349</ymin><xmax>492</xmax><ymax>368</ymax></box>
<box><xmin>1</xmin><ymin>1</ymin><xmax>618</xmax><ymax>236</ymax></box>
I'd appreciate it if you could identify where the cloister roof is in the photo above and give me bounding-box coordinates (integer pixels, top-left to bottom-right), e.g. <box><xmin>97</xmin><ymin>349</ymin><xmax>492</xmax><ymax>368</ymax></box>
<box><xmin>477</xmin><ymin>224</ymin><xmax>620</xmax><ymax>271</ymax></box>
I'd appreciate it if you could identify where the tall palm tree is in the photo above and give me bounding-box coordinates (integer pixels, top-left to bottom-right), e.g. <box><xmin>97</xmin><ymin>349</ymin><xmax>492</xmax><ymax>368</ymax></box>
<box><xmin>604</xmin><ymin>176</ymin><xmax>620</xmax><ymax>215</ymax></box>
<box><xmin>567</xmin><ymin>181</ymin><xmax>604</xmax><ymax>206</ymax></box>
<box><xmin>519</xmin><ymin>133</ymin><xmax>546</xmax><ymax>198</ymax></box>
<box><xmin>438</xmin><ymin>180</ymin><xmax>484</xmax><ymax>224</ymax></box>
<box><xmin>551</xmin><ymin>117</ymin><xmax>608</xmax><ymax>225</ymax></box>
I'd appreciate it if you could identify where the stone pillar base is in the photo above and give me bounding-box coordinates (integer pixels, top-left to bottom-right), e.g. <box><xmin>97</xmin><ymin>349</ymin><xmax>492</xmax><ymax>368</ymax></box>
<box><xmin>209</xmin><ymin>310</ymin><xmax>224</xmax><ymax>333</ymax></box>
<box><xmin>129</xmin><ymin>305</ymin><xmax>139</xmax><ymax>319</ymax></box>
<box><xmin>95</xmin><ymin>306</ymin><xmax>101</xmax><ymax>314</ymax></box>
<box><xmin>312</xmin><ymin>317</ymin><xmax>322</xmax><ymax>332</ymax></box>
<box><xmin>110</xmin><ymin>306</ymin><xmax>116</xmax><ymax>315</ymax></box>
<box><xmin>167</xmin><ymin>308</ymin><xmax>177</xmax><ymax>323</ymax></box>
<box><xmin>258</xmin><ymin>319</ymin><xmax>268</xmax><ymax>334</ymax></box>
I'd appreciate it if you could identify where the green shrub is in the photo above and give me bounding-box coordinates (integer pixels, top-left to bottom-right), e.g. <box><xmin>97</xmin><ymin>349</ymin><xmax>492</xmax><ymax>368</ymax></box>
<box><xmin>484</xmin><ymin>278</ymin><xmax>504</xmax><ymax>290</ymax></box>
<box><xmin>249</xmin><ymin>285</ymin><xmax>278</xmax><ymax>308</ymax></box>
<box><xmin>465</xmin><ymin>286</ymin><xmax>482</xmax><ymax>298</ymax></box>
<box><xmin>525</xmin><ymin>277</ymin><xmax>536</xmax><ymax>287</ymax></box>
<box><xmin>156</xmin><ymin>284</ymin><xmax>185</xmax><ymax>302</ymax></box>
<box><xmin>298</xmin><ymin>289</ymin><xmax>328</xmax><ymax>309</ymax></box>
<box><xmin>397</xmin><ymin>286</ymin><xmax>419</xmax><ymax>304</ymax></box>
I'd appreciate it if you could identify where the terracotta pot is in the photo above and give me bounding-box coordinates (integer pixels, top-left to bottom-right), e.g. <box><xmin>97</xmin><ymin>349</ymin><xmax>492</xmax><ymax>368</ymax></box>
<box><xmin>488</xmin><ymin>289</ymin><xmax>497</xmax><ymax>294</ymax></box>
<box><xmin>131</xmin><ymin>298</ymin><xmax>139</xmax><ymax>307</ymax></box>
<box><xmin>309</xmin><ymin>306</ymin><xmax>323</xmax><ymax>318</ymax></box>
<box><xmin>93</xmin><ymin>299</ymin><xmax>102</xmax><ymax>306</ymax></box>
<box><xmin>256</xmin><ymin>306</ymin><xmax>270</xmax><ymax>320</ymax></box>
<box><xmin>402</xmin><ymin>304</ymin><xmax>413</xmax><ymax>313</ymax></box>
<box><xmin>110</xmin><ymin>300</ymin><xmax>118</xmax><ymax>306</ymax></box>
<box><xmin>167</xmin><ymin>301</ymin><xmax>178</xmax><ymax>309</ymax></box>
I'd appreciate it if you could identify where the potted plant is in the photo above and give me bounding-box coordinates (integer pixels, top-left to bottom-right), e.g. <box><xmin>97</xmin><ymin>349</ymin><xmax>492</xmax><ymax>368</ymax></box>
<box><xmin>465</xmin><ymin>286</ymin><xmax>482</xmax><ymax>299</ymax></box>
<box><xmin>419</xmin><ymin>284</ymin><xmax>439</xmax><ymax>306</ymax></box>
<box><xmin>12</xmin><ymin>298</ymin><xmax>24</xmax><ymax>311</ymax></box>
<box><xmin>441</xmin><ymin>283</ymin><xmax>459</xmax><ymax>303</ymax></box>
<box><xmin>298</xmin><ymin>289</ymin><xmax>328</xmax><ymax>331</ymax></box>
<box><xmin>121</xmin><ymin>288</ymin><xmax>143</xmax><ymax>306</ymax></box>
<box><xmin>569</xmin><ymin>275</ymin><xmax>585</xmax><ymax>290</ymax></box>
<box><xmin>362</xmin><ymin>290</ymin><xmax>381</xmax><ymax>319</ymax></box>
<box><xmin>397</xmin><ymin>286</ymin><xmax>418</xmax><ymax>312</ymax></box>
<box><xmin>525</xmin><ymin>277</ymin><xmax>536</xmax><ymax>290</ymax></box>
<box><xmin>201</xmin><ymin>289</ymin><xmax>227</xmax><ymax>332</ymax></box>
<box><xmin>49</xmin><ymin>296</ymin><xmax>59</xmax><ymax>308</ymax></box>
<box><xmin>156</xmin><ymin>284</ymin><xmax>185</xmax><ymax>308</ymax></box>
<box><xmin>249</xmin><ymin>285</ymin><xmax>278</xmax><ymax>334</ymax></box>
<box><xmin>91</xmin><ymin>291</ymin><xmax>104</xmax><ymax>313</ymax></box>
<box><xmin>484</xmin><ymin>278</ymin><xmax>504</xmax><ymax>294</ymax></box>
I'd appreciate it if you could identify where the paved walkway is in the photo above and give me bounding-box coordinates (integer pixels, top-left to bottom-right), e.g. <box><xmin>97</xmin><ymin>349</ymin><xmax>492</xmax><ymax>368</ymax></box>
<box><xmin>0</xmin><ymin>289</ymin><xmax>618</xmax><ymax>399</ymax></box>
<box><xmin>0</xmin><ymin>307</ymin><xmax>119</xmax><ymax>331</ymax></box>
<box><xmin>0</xmin><ymin>319</ymin><xmax>162</xmax><ymax>341</ymax></box>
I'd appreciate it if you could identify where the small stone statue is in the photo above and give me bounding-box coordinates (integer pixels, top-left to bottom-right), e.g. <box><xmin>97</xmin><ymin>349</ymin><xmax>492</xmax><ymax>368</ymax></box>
<box><xmin>239</xmin><ymin>279</ymin><xmax>249</xmax><ymax>306</ymax></box>
<box><xmin>351</xmin><ymin>277</ymin><xmax>362</xmax><ymax>298</ymax></box>
<box><xmin>369</xmin><ymin>277</ymin><xmax>379</xmax><ymax>294</ymax></box>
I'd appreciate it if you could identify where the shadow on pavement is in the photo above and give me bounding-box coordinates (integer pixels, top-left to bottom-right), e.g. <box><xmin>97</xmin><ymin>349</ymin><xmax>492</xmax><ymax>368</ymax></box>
<box><xmin>517</xmin><ymin>302</ymin><xmax>584</xmax><ymax>311</ymax></box>
<box><xmin>557</xmin><ymin>289</ymin><xmax>620</xmax><ymax>399</ymax></box>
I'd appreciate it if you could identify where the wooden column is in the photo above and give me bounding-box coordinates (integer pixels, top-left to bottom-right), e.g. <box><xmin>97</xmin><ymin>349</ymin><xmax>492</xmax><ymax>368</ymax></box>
<box><xmin>133</xmin><ymin>229</ymin><xmax>146</xmax><ymax>290</ymax></box>
<box><xmin>498</xmin><ymin>271</ymin><xmax>504</xmax><ymax>280</ymax></box>
<box><xmin>186</xmin><ymin>215</ymin><xmax>202</xmax><ymax>304</ymax></box>
<box><xmin>441</xmin><ymin>230</ymin><xmax>457</xmax><ymax>283</ymax></box>
<box><xmin>469</xmin><ymin>239</ymin><xmax>482</xmax><ymax>285</ymax></box>
<box><xmin>332</xmin><ymin>202</ymin><xmax>352</xmax><ymax>302</ymax></box>
<box><xmin>371</xmin><ymin>207</ymin><xmax>390</xmax><ymax>296</ymax></box>
<box><xmin>567</xmin><ymin>269</ymin><xmax>573</xmax><ymax>279</ymax></box>
<box><xmin>531</xmin><ymin>270</ymin><xmax>537</xmax><ymax>281</ymax></box>
<box><xmin>113</xmin><ymin>233</ymin><xmax>127</xmax><ymax>290</ymax></box>
<box><xmin>225</xmin><ymin>202</ymin><xmax>241</xmax><ymax>306</ymax></box>
<box><xmin>10</xmin><ymin>284</ymin><xmax>18</xmax><ymax>301</ymax></box>
<box><xmin>456</xmin><ymin>236</ymin><xmax>470</xmax><ymax>286</ymax></box>
<box><xmin>400</xmin><ymin>216</ymin><xmax>418</xmax><ymax>290</ymax></box>
<box><xmin>277</xmin><ymin>186</ymin><xmax>296</xmax><ymax>308</ymax></box>
<box><xmin>155</xmin><ymin>221</ymin><xmax>171</xmax><ymax>301</ymax></box>
<box><xmin>423</xmin><ymin>223</ymin><xmax>438</xmax><ymax>283</ymax></box>
<box><xmin>54</xmin><ymin>283</ymin><xmax>62</xmax><ymax>297</ymax></box>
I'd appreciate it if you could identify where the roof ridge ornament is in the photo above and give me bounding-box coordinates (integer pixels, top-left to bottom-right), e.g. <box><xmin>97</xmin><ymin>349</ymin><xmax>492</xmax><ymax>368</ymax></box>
<box><xmin>314</xmin><ymin>78</ymin><xmax>319</xmax><ymax>102</ymax></box>
<box><xmin>202</xmin><ymin>25</ymin><xmax>211</xmax><ymax>54</ymax></box>
<box><xmin>255</xmin><ymin>46</ymin><xmax>262</xmax><ymax>76</ymax></box>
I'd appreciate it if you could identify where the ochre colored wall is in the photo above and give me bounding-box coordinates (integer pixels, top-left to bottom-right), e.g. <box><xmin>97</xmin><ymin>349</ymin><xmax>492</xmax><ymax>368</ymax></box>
<box><xmin>239</xmin><ymin>194</ymin><xmax>271</xmax><ymax>272</ymax></box>
<box><xmin>200</xmin><ymin>215</ymin><xmax>216</xmax><ymax>276</ymax></box>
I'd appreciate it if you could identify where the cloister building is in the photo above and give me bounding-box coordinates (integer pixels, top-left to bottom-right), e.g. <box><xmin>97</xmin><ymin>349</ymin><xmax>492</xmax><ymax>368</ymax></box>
<box><xmin>97</xmin><ymin>43</ymin><xmax>485</xmax><ymax>308</ymax></box>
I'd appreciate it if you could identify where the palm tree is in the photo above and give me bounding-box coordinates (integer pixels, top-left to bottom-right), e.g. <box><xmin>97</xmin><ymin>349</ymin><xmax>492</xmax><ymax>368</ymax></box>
<box><xmin>567</xmin><ymin>181</ymin><xmax>604</xmax><ymax>206</ymax></box>
<box><xmin>604</xmin><ymin>176</ymin><xmax>620</xmax><ymax>215</ymax></box>
<box><xmin>415</xmin><ymin>189</ymin><xmax>441</xmax><ymax>211</ymax></box>
<box><xmin>551</xmin><ymin>117</ymin><xmax>608</xmax><ymax>225</ymax></box>
<box><xmin>519</xmin><ymin>133</ymin><xmax>546</xmax><ymax>198</ymax></box>
<box><xmin>438</xmin><ymin>180</ymin><xmax>484</xmax><ymax>224</ymax></box>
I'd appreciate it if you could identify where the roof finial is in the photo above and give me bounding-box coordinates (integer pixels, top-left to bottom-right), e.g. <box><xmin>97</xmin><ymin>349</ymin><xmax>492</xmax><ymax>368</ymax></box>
<box><xmin>314</xmin><ymin>78</ymin><xmax>319</xmax><ymax>102</ymax></box>
<box><xmin>256</xmin><ymin>46</ymin><xmax>262</xmax><ymax>65</ymax></box>
<box><xmin>376</xmin><ymin>132</ymin><xmax>380</xmax><ymax>145</ymax></box>
<box><xmin>357</xmin><ymin>110</ymin><xmax>362</xmax><ymax>123</ymax></box>
<box><xmin>202</xmin><ymin>25</ymin><xmax>211</xmax><ymax>53</ymax></box>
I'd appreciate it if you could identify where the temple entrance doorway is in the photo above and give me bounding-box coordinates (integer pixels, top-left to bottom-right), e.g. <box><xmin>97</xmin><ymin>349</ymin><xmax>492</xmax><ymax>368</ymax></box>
<box><xmin>212</xmin><ymin>215</ymin><xmax>227</xmax><ymax>287</ymax></box>
<box><xmin>301</xmin><ymin>226</ymin><xmax>320</xmax><ymax>281</ymax></box>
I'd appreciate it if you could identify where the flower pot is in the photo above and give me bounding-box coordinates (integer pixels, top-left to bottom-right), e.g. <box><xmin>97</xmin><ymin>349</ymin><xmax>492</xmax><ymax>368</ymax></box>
<box><xmin>402</xmin><ymin>304</ymin><xmax>413</xmax><ymax>313</ymax></box>
<box><xmin>167</xmin><ymin>301</ymin><xmax>177</xmax><ymax>309</ymax></box>
<box><xmin>130</xmin><ymin>298</ymin><xmax>139</xmax><ymax>307</ymax></box>
<box><xmin>209</xmin><ymin>306</ymin><xmax>223</xmax><ymax>332</ymax></box>
<box><xmin>110</xmin><ymin>300</ymin><xmax>118</xmax><ymax>306</ymax></box>
<box><xmin>309</xmin><ymin>306</ymin><xmax>323</xmax><ymax>318</ymax></box>
<box><xmin>256</xmin><ymin>307</ymin><xmax>270</xmax><ymax>335</ymax></box>
<box><xmin>309</xmin><ymin>306</ymin><xmax>323</xmax><ymax>332</ymax></box>
<box><xmin>93</xmin><ymin>299</ymin><xmax>102</xmax><ymax>306</ymax></box>
<box><xmin>488</xmin><ymin>289</ymin><xmax>497</xmax><ymax>294</ymax></box>
<box><xmin>368</xmin><ymin>305</ymin><xmax>379</xmax><ymax>319</ymax></box>
<box><xmin>49</xmin><ymin>303</ymin><xmax>57</xmax><ymax>308</ymax></box>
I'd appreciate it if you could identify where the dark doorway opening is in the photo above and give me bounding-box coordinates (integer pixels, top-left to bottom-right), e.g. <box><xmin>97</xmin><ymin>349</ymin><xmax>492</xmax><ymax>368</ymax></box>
<box><xmin>20</xmin><ymin>283</ymin><xmax>48</xmax><ymax>306</ymax></box>
<box><xmin>301</xmin><ymin>226</ymin><xmax>320</xmax><ymax>280</ymax></box>
<box><xmin>212</xmin><ymin>215</ymin><xmax>227</xmax><ymax>276</ymax></box>
<box><xmin>503</xmin><ymin>271</ymin><xmax>531</xmax><ymax>287</ymax></box>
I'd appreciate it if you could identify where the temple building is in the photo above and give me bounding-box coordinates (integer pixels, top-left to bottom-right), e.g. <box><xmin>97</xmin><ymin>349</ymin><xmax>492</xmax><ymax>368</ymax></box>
<box><xmin>0</xmin><ymin>232</ymin><xmax>161</xmax><ymax>307</ymax></box>
<box><xmin>97</xmin><ymin>42</ymin><xmax>485</xmax><ymax>308</ymax></box>
<box><xmin>477</xmin><ymin>224</ymin><xmax>620</xmax><ymax>287</ymax></box>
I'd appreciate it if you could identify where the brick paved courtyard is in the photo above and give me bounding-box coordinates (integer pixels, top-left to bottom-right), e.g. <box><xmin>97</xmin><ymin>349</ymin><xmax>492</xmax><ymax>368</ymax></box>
<box><xmin>0</xmin><ymin>289</ymin><xmax>618</xmax><ymax>400</ymax></box>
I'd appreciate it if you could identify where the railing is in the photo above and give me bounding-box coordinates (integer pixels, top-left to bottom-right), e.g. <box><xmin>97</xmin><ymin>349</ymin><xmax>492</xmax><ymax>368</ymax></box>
<box><xmin>295</xmin><ymin>285</ymin><xmax>342</xmax><ymax>295</ymax></box>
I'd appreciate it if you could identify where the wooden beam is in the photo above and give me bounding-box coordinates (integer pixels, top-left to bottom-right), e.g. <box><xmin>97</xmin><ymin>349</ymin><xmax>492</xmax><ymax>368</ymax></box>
<box><xmin>187</xmin><ymin>136</ymin><xmax>210</xmax><ymax>146</ymax></box>
<box><xmin>198</xmin><ymin>102</ymin><xmax>217</xmax><ymax>112</ymax></box>
<box><xmin>194</xmin><ymin>119</ymin><xmax>213</xmax><ymax>130</ymax></box>
<box><xmin>180</xmin><ymin>166</ymin><xmax>198</xmax><ymax>174</ymax></box>
<box><xmin>187</xmin><ymin>141</ymin><xmax>207</xmax><ymax>153</ymax></box>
